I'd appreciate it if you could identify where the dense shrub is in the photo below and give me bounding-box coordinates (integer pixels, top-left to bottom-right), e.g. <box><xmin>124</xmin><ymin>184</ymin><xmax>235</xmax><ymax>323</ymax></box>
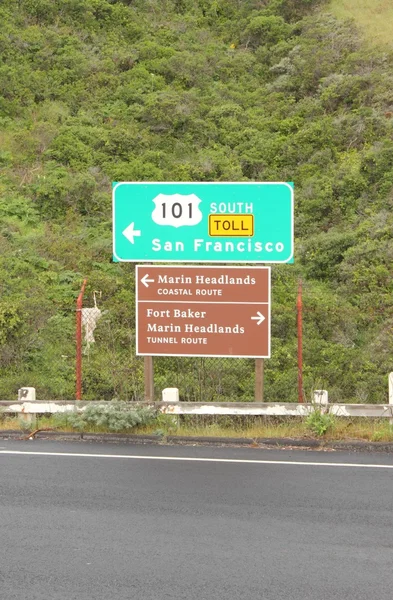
<box><xmin>53</xmin><ymin>402</ymin><xmax>158</xmax><ymax>432</ymax></box>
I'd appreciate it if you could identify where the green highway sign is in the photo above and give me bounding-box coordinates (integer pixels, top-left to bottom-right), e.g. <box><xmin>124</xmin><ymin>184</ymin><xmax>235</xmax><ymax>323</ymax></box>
<box><xmin>112</xmin><ymin>182</ymin><xmax>294</xmax><ymax>263</ymax></box>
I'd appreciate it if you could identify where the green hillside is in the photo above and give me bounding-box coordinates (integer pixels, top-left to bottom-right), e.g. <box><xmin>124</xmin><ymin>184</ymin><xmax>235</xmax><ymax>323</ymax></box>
<box><xmin>328</xmin><ymin>0</ymin><xmax>393</xmax><ymax>49</ymax></box>
<box><xmin>1</xmin><ymin>0</ymin><xmax>393</xmax><ymax>403</ymax></box>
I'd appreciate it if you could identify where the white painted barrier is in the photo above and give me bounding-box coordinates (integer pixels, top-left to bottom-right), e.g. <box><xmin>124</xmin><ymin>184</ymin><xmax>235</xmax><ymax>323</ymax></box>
<box><xmin>1</xmin><ymin>379</ymin><xmax>392</xmax><ymax>419</ymax></box>
<box><xmin>1</xmin><ymin>401</ymin><xmax>393</xmax><ymax>418</ymax></box>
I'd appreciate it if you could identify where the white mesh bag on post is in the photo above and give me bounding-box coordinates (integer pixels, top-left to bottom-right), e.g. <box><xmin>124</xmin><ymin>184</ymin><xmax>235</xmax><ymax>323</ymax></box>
<box><xmin>82</xmin><ymin>291</ymin><xmax>106</xmax><ymax>354</ymax></box>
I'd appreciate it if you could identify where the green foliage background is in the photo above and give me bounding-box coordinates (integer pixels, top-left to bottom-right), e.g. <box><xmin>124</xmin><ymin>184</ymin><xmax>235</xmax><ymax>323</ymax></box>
<box><xmin>1</xmin><ymin>0</ymin><xmax>393</xmax><ymax>402</ymax></box>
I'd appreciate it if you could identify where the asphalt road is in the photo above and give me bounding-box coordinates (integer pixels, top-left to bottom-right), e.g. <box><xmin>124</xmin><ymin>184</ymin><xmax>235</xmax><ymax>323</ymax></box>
<box><xmin>1</xmin><ymin>440</ymin><xmax>393</xmax><ymax>600</ymax></box>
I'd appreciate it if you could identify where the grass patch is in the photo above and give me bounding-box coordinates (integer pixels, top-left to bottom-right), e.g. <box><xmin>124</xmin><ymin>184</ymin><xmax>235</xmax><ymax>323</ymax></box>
<box><xmin>327</xmin><ymin>0</ymin><xmax>393</xmax><ymax>48</ymax></box>
<box><xmin>168</xmin><ymin>418</ymin><xmax>393</xmax><ymax>442</ymax></box>
<box><xmin>2</xmin><ymin>412</ymin><xmax>393</xmax><ymax>442</ymax></box>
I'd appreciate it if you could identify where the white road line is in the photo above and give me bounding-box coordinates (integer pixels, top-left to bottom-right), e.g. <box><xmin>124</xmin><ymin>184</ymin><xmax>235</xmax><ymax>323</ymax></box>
<box><xmin>0</xmin><ymin>450</ymin><xmax>393</xmax><ymax>469</ymax></box>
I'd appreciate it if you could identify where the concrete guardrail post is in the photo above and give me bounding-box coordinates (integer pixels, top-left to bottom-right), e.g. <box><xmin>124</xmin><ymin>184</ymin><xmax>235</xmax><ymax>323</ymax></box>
<box><xmin>313</xmin><ymin>390</ymin><xmax>329</xmax><ymax>414</ymax></box>
<box><xmin>18</xmin><ymin>387</ymin><xmax>36</xmax><ymax>426</ymax></box>
<box><xmin>162</xmin><ymin>388</ymin><xmax>179</xmax><ymax>402</ymax></box>
<box><xmin>162</xmin><ymin>388</ymin><xmax>180</xmax><ymax>425</ymax></box>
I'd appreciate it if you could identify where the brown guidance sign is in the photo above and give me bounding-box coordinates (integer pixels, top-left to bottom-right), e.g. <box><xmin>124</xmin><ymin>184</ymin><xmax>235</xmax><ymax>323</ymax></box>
<box><xmin>136</xmin><ymin>265</ymin><xmax>270</xmax><ymax>358</ymax></box>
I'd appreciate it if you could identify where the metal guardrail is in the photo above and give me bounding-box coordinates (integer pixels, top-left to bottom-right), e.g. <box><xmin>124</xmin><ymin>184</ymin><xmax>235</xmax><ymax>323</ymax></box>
<box><xmin>1</xmin><ymin>401</ymin><xmax>393</xmax><ymax>418</ymax></box>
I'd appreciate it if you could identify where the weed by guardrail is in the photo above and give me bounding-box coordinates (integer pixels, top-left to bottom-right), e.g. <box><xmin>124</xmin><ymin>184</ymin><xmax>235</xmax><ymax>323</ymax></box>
<box><xmin>305</xmin><ymin>410</ymin><xmax>335</xmax><ymax>436</ymax></box>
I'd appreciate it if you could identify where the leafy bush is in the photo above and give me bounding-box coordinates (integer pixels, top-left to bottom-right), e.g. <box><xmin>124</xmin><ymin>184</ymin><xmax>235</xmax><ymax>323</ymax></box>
<box><xmin>245</xmin><ymin>15</ymin><xmax>291</xmax><ymax>48</ymax></box>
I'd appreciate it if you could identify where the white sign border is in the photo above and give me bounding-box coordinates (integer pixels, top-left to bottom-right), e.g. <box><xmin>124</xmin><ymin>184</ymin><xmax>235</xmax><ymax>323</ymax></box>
<box><xmin>113</xmin><ymin>182</ymin><xmax>294</xmax><ymax>264</ymax></box>
<box><xmin>135</xmin><ymin>264</ymin><xmax>271</xmax><ymax>359</ymax></box>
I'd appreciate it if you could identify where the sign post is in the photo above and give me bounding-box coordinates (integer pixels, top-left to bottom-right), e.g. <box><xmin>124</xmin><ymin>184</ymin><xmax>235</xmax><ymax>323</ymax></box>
<box><xmin>144</xmin><ymin>356</ymin><xmax>154</xmax><ymax>402</ymax></box>
<box><xmin>136</xmin><ymin>265</ymin><xmax>270</xmax><ymax>359</ymax></box>
<box><xmin>255</xmin><ymin>359</ymin><xmax>264</xmax><ymax>402</ymax></box>
<box><xmin>113</xmin><ymin>182</ymin><xmax>293</xmax><ymax>264</ymax></box>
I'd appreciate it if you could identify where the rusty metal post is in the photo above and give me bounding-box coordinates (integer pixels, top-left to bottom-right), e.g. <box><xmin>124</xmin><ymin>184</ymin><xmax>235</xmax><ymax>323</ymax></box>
<box><xmin>76</xmin><ymin>279</ymin><xmax>87</xmax><ymax>400</ymax></box>
<box><xmin>139</xmin><ymin>263</ymin><xmax>155</xmax><ymax>402</ymax></box>
<box><xmin>255</xmin><ymin>358</ymin><xmax>264</xmax><ymax>402</ymax></box>
<box><xmin>144</xmin><ymin>356</ymin><xmax>154</xmax><ymax>401</ymax></box>
<box><xmin>297</xmin><ymin>279</ymin><xmax>304</xmax><ymax>403</ymax></box>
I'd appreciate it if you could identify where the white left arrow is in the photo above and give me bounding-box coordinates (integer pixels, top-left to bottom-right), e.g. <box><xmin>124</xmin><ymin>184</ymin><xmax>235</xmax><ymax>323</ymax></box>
<box><xmin>251</xmin><ymin>312</ymin><xmax>265</xmax><ymax>325</ymax></box>
<box><xmin>122</xmin><ymin>222</ymin><xmax>141</xmax><ymax>244</ymax></box>
<box><xmin>141</xmin><ymin>274</ymin><xmax>155</xmax><ymax>288</ymax></box>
